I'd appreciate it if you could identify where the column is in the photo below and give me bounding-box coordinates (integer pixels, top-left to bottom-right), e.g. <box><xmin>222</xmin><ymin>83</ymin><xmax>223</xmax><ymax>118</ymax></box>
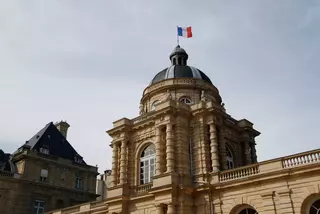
<box><xmin>155</xmin><ymin>203</ymin><xmax>164</xmax><ymax>214</ymax></box>
<box><xmin>167</xmin><ymin>203</ymin><xmax>175</xmax><ymax>214</ymax></box>
<box><xmin>111</xmin><ymin>141</ymin><xmax>119</xmax><ymax>186</ymax></box>
<box><xmin>155</xmin><ymin>126</ymin><xmax>162</xmax><ymax>175</ymax></box>
<box><xmin>251</xmin><ymin>141</ymin><xmax>258</xmax><ymax>163</ymax></box>
<box><xmin>166</xmin><ymin>123</ymin><xmax>174</xmax><ymax>172</ymax></box>
<box><xmin>219</xmin><ymin>128</ymin><xmax>227</xmax><ymax>170</ymax></box>
<box><xmin>200</xmin><ymin>117</ymin><xmax>207</xmax><ymax>174</ymax></box>
<box><xmin>243</xmin><ymin>140</ymin><xmax>252</xmax><ymax>165</ymax></box>
<box><xmin>209</xmin><ymin>123</ymin><xmax>219</xmax><ymax>172</ymax></box>
<box><xmin>119</xmin><ymin>140</ymin><xmax>127</xmax><ymax>184</ymax></box>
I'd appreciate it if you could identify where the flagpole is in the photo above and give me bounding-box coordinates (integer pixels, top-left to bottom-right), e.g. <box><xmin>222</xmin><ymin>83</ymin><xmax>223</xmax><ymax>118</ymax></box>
<box><xmin>177</xmin><ymin>26</ymin><xmax>179</xmax><ymax>46</ymax></box>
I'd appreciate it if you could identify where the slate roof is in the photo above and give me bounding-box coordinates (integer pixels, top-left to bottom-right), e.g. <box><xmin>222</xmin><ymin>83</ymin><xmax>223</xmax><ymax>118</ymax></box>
<box><xmin>19</xmin><ymin>122</ymin><xmax>86</xmax><ymax>164</ymax></box>
<box><xmin>151</xmin><ymin>65</ymin><xmax>213</xmax><ymax>85</ymax></box>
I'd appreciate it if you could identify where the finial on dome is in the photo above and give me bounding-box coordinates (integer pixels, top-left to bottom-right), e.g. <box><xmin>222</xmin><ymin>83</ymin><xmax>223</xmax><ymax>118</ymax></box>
<box><xmin>169</xmin><ymin>45</ymin><xmax>188</xmax><ymax>66</ymax></box>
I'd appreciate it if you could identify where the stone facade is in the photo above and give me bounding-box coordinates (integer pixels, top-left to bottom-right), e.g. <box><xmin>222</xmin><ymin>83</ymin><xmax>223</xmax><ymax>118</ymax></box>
<box><xmin>46</xmin><ymin>46</ymin><xmax>320</xmax><ymax>214</ymax></box>
<box><xmin>0</xmin><ymin>121</ymin><xmax>98</xmax><ymax>214</ymax></box>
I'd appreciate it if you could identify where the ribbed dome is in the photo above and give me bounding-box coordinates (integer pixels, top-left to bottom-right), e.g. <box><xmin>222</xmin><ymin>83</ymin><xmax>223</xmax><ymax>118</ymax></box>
<box><xmin>150</xmin><ymin>65</ymin><xmax>213</xmax><ymax>85</ymax></box>
<box><xmin>150</xmin><ymin>45</ymin><xmax>213</xmax><ymax>85</ymax></box>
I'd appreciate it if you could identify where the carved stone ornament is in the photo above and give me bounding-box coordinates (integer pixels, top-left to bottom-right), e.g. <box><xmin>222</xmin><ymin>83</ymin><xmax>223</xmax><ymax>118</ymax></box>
<box><xmin>163</xmin><ymin>90</ymin><xmax>172</xmax><ymax>102</ymax></box>
<box><xmin>201</xmin><ymin>90</ymin><xmax>207</xmax><ymax>101</ymax></box>
<box><xmin>139</xmin><ymin>103</ymin><xmax>144</xmax><ymax>115</ymax></box>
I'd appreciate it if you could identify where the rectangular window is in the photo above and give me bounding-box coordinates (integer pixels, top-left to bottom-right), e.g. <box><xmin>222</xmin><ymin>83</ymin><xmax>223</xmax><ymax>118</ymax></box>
<box><xmin>40</xmin><ymin>169</ymin><xmax>48</xmax><ymax>182</ymax></box>
<box><xmin>75</xmin><ymin>176</ymin><xmax>83</xmax><ymax>189</ymax></box>
<box><xmin>33</xmin><ymin>200</ymin><xmax>44</xmax><ymax>214</ymax></box>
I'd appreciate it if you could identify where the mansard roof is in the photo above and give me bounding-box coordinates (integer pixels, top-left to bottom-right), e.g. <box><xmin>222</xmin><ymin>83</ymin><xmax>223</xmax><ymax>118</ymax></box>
<box><xmin>18</xmin><ymin>122</ymin><xmax>86</xmax><ymax>164</ymax></box>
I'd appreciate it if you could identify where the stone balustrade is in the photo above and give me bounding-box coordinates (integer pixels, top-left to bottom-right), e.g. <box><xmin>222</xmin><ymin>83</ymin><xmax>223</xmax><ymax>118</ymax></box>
<box><xmin>136</xmin><ymin>183</ymin><xmax>153</xmax><ymax>195</ymax></box>
<box><xmin>216</xmin><ymin>149</ymin><xmax>320</xmax><ymax>183</ymax></box>
<box><xmin>282</xmin><ymin>149</ymin><xmax>320</xmax><ymax>168</ymax></box>
<box><xmin>219</xmin><ymin>164</ymin><xmax>259</xmax><ymax>182</ymax></box>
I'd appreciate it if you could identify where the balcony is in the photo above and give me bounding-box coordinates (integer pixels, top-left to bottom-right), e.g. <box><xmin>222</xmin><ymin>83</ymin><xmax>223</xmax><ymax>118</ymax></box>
<box><xmin>214</xmin><ymin>149</ymin><xmax>320</xmax><ymax>183</ymax></box>
<box><xmin>136</xmin><ymin>183</ymin><xmax>153</xmax><ymax>195</ymax></box>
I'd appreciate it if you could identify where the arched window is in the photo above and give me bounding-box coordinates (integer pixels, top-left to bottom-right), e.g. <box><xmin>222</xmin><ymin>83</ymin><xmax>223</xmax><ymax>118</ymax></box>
<box><xmin>179</xmin><ymin>96</ymin><xmax>192</xmax><ymax>105</ymax></box>
<box><xmin>151</xmin><ymin>100</ymin><xmax>160</xmax><ymax>111</ymax></box>
<box><xmin>239</xmin><ymin>208</ymin><xmax>258</xmax><ymax>214</ymax></box>
<box><xmin>140</xmin><ymin>144</ymin><xmax>156</xmax><ymax>184</ymax></box>
<box><xmin>310</xmin><ymin>199</ymin><xmax>320</xmax><ymax>214</ymax></box>
<box><xmin>226</xmin><ymin>146</ymin><xmax>234</xmax><ymax>169</ymax></box>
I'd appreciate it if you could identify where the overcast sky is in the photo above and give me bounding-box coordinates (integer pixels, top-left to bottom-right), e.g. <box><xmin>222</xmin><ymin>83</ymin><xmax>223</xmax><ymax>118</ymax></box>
<box><xmin>0</xmin><ymin>1</ymin><xmax>319</xmax><ymax>173</ymax></box>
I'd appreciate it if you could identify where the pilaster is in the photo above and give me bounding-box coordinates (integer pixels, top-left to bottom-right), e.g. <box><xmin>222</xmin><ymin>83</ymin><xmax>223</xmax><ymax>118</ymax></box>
<box><xmin>155</xmin><ymin>126</ymin><xmax>162</xmax><ymax>175</ymax></box>
<box><xmin>219</xmin><ymin>128</ymin><xmax>227</xmax><ymax>170</ymax></box>
<box><xmin>261</xmin><ymin>192</ymin><xmax>276</xmax><ymax>214</ymax></box>
<box><xmin>209</xmin><ymin>123</ymin><xmax>219</xmax><ymax>172</ymax></box>
<box><xmin>119</xmin><ymin>139</ymin><xmax>127</xmax><ymax>184</ymax></box>
<box><xmin>166</xmin><ymin>123</ymin><xmax>174</xmax><ymax>173</ymax></box>
<box><xmin>277</xmin><ymin>189</ymin><xmax>294</xmax><ymax>214</ymax></box>
<box><xmin>111</xmin><ymin>141</ymin><xmax>120</xmax><ymax>186</ymax></box>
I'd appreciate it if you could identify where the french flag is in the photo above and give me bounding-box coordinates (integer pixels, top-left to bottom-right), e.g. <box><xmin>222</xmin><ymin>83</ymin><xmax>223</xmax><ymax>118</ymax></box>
<box><xmin>177</xmin><ymin>26</ymin><xmax>193</xmax><ymax>38</ymax></box>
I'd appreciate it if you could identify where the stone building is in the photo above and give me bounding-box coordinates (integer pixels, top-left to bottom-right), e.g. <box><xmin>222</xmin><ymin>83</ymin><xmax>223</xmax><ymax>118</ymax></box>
<box><xmin>46</xmin><ymin>46</ymin><xmax>320</xmax><ymax>214</ymax></box>
<box><xmin>0</xmin><ymin>121</ymin><xmax>98</xmax><ymax>214</ymax></box>
<box><xmin>96</xmin><ymin>169</ymin><xmax>112</xmax><ymax>201</ymax></box>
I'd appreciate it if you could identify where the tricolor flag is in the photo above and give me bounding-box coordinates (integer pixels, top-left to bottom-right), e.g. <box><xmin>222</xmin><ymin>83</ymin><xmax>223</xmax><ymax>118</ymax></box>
<box><xmin>177</xmin><ymin>26</ymin><xmax>192</xmax><ymax>38</ymax></box>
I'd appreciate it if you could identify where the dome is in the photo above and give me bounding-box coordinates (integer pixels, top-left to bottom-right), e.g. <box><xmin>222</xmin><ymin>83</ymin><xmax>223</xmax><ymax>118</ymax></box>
<box><xmin>150</xmin><ymin>45</ymin><xmax>213</xmax><ymax>85</ymax></box>
<box><xmin>150</xmin><ymin>65</ymin><xmax>213</xmax><ymax>85</ymax></box>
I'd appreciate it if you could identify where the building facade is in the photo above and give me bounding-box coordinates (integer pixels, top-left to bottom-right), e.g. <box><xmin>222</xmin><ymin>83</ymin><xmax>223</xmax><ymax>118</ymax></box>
<box><xmin>46</xmin><ymin>46</ymin><xmax>320</xmax><ymax>214</ymax></box>
<box><xmin>0</xmin><ymin>121</ymin><xmax>98</xmax><ymax>214</ymax></box>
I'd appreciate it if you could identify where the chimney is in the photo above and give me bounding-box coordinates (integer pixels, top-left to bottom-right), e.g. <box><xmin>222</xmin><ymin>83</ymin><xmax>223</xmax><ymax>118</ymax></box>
<box><xmin>55</xmin><ymin>120</ymin><xmax>70</xmax><ymax>139</ymax></box>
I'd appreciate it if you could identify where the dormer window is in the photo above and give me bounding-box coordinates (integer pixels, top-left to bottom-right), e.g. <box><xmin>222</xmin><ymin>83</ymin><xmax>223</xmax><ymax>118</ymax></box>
<box><xmin>74</xmin><ymin>156</ymin><xmax>83</xmax><ymax>164</ymax></box>
<box><xmin>39</xmin><ymin>147</ymin><xmax>49</xmax><ymax>155</ymax></box>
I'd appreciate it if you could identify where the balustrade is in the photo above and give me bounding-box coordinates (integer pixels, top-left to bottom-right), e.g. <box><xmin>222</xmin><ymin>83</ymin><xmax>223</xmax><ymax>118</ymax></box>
<box><xmin>136</xmin><ymin>183</ymin><xmax>152</xmax><ymax>195</ymax></box>
<box><xmin>219</xmin><ymin>165</ymin><xmax>260</xmax><ymax>182</ymax></box>
<box><xmin>282</xmin><ymin>150</ymin><xmax>320</xmax><ymax>168</ymax></box>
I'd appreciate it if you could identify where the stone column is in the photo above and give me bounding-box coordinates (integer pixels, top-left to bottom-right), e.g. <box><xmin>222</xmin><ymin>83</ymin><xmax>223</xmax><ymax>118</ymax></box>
<box><xmin>111</xmin><ymin>141</ymin><xmax>119</xmax><ymax>186</ymax></box>
<box><xmin>209</xmin><ymin>123</ymin><xmax>219</xmax><ymax>172</ymax></box>
<box><xmin>167</xmin><ymin>203</ymin><xmax>174</xmax><ymax>214</ymax></box>
<box><xmin>155</xmin><ymin>126</ymin><xmax>162</xmax><ymax>175</ymax></box>
<box><xmin>251</xmin><ymin>141</ymin><xmax>258</xmax><ymax>163</ymax></box>
<box><xmin>243</xmin><ymin>140</ymin><xmax>252</xmax><ymax>165</ymax></box>
<box><xmin>119</xmin><ymin>140</ymin><xmax>127</xmax><ymax>184</ymax></box>
<box><xmin>200</xmin><ymin>117</ymin><xmax>207</xmax><ymax>174</ymax></box>
<box><xmin>219</xmin><ymin>128</ymin><xmax>227</xmax><ymax>170</ymax></box>
<box><xmin>166</xmin><ymin>123</ymin><xmax>174</xmax><ymax>172</ymax></box>
<box><xmin>155</xmin><ymin>203</ymin><xmax>164</xmax><ymax>214</ymax></box>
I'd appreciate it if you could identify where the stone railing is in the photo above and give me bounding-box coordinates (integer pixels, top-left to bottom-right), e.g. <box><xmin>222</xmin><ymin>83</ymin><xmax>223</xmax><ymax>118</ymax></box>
<box><xmin>136</xmin><ymin>183</ymin><xmax>153</xmax><ymax>195</ymax></box>
<box><xmin>282</xmin><ymin>149</ymin><xmax>320</xmax><ymax>168</ymax></box>
<box><xmin>217</xmin><ymin>149</ymin><xmax>320</xmax><ymax>183</ymax></box>
<box><xmin>219</xmin><ymin>165</ymin><xmax>260</xmax><ymax>182</ymax></box>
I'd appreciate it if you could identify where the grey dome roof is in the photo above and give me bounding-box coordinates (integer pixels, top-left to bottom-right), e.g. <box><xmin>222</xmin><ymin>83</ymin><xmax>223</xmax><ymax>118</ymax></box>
<box><xmin>150</xmin><ymin>65</ymin><xmax>213</xmax><ymax>85</ymax></box>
